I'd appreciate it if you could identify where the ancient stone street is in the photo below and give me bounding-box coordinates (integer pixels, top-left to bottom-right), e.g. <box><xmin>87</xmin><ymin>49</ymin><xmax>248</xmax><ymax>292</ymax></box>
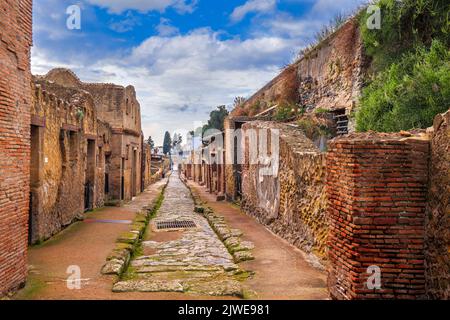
<box><xmin>114</xmin><ymin>176</ymin><xmax>245</xmax><ymax>297</ymax></box>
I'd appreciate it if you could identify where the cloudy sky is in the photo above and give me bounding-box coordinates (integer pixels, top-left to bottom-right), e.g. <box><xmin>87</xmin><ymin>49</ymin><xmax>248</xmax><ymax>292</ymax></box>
<box><xmin>32</xmin><ymin>0</ymin><xmax>366</xmax><ymax>144</ymax></box>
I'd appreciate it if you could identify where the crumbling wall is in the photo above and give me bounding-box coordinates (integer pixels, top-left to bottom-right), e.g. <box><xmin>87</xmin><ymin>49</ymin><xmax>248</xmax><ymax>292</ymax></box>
<box><xmin>425</xmin><ymin>110</ymin><xmax>450</xmax><ymax>299</ymax></box>
<box><xmin>240</xmin><ymin>121</ymin><xmax>328</xmax><ymax>262</ymax></box>
<box><xmin>30</xmin><ymin>80</ymin><xmax>100</xmax><ymax>242</ymax></box>
<box><xmin>327</xmin><ymin>133</ymin><xmax>430</xmax><ymax>300</ymax></box>
<box><xmin>41</xmin><ymin>68</ymin><xmax>144</xmax><ymax>201</ymax></box>
<box><xmin>0</xmin><ymin>0</ymin><xmax>32</xmax><ymax>296</ymax></box>
<box><xmin>232</xmin><ymin>18</ymin><xmax>365</xmax><ymax>117</ymax></box>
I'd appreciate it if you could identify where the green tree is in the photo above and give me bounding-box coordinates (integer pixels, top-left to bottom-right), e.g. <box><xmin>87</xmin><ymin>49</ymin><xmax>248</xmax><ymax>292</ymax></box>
<box><xmin>147</xmin><ymin>136</ymin><xmax>155</xmax><ymax>150</ymax></box>
<box><xmin>163</xmin><ymin>131</ymin><xmax>172</xmax><ymax>155</ymax></box>
<box><xmin>203</xmin><ymin>105</ymin><xmax>229</xmax><ymax>134</ymax></box>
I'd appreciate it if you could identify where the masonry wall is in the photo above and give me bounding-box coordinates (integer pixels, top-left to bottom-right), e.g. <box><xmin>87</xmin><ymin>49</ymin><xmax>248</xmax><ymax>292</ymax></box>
<box><xmin>0</xmin><ymin>0</ymin><xmax>33</xmax><ymax>296</ymax></box>
<box><xmin>30</xmin><ymin>79</ymin><xmax>103</xmax><ymax>243</ymax></box>
<box><xmin>43</xmin><ymin>69</ymin><xmax>144</xmax><ymax>202</ymax></box>
<box><xmin>232</xmin><ymin>18</ymin><xmax>366</xmax><ymax>117</ymax></box>
<box><xmin>327</xmin><ymin>133</ymin><xmax>430</xmax><ymax>300</ymax></box>
<box><xmin>425</xmin><ymin>110</ymin><xmax>450</xmax><ymax>299</ymax></box>
<box><xmin>240</xmin><ymin>121</ymin><xmax>328</xmax><ymax>262</ymax></box>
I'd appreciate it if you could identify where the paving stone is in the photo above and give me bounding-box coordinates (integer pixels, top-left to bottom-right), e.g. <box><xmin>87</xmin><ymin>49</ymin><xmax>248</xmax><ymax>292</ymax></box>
<box><xmin>233</xmin><ymin>251</ymin><xmax>255</xmax><ymax>263</ymax></box>
<box><xmin>117</xmin><ymin>176</ymin><xmax>246</xmax><ymax>297</ymax></box>
<box><xmin>113</xmin><ymin>279</ymin><xmax>184</xmax><ymax>293</ymax></box>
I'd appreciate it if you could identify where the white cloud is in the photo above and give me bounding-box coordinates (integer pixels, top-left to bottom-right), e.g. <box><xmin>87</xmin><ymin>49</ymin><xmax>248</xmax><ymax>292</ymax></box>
<box><xmin>230</xmin><ymin>0</ymin><xmax>276</xmax><ymax>22</ymax></box>
<box><xmin>32</xmin><ymin>28</ymin><xmax>298</xmax><ymax>144</ymax></box>
<box><xmin>156</xmin><ymin>18</ymin><xmax>179</xmax><ymax>36</ymax></box>
<box><xmin>85</xmin><ymin>0</ymin><xmax>197</xmax><ymax>14</ymax></box>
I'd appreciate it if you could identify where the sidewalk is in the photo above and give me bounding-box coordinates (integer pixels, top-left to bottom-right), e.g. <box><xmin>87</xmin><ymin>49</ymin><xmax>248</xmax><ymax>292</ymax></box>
<box><xmin>187</xmin><ymin>181</ymin><xmax>329</xmax><ymax>300</ymax></box>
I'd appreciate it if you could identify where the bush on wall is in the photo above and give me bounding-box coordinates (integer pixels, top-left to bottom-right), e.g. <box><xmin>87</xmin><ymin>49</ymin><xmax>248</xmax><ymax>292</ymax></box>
<box><xmin>356</xmin><ymin>0</ymin><xmax>450</xmax><ymax>132</ymax></box>
<box><xmin>356</xmin><ymin>40</ymin><xmax>450</xmax><ymax>132</ymax></box>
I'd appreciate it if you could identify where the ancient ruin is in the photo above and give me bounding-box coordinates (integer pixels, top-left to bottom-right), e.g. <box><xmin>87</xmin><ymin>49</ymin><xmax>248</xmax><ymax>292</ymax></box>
<box><xmin>0</xmin><ymin>0</ymin><xmax>448</xmax><ymax>301</ymax></box>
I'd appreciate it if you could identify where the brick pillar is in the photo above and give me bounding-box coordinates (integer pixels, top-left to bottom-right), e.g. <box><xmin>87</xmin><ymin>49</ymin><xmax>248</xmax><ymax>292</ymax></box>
<box><xmin>327</xmin><ymin>134</ymin><xmax>429</xmax><ymax>300</ymax></box>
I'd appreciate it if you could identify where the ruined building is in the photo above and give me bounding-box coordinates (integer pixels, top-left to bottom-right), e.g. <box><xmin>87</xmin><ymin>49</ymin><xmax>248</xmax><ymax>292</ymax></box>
<box><xmin>29</xmin><ymin>68</ymin><xmax>152</xmax><ymax>243</ymax></box>
<box><xmin>0</xmin><ymin>0</ymin><xmax>155</xmax><ymax>297</ymax></box>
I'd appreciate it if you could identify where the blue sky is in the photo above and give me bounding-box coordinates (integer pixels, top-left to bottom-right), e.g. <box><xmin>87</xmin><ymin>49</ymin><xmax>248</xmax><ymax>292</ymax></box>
<box><xmin>32</xmin><ymin>0</ymin><xmax>366</xmax><ymax>144</ymax></box>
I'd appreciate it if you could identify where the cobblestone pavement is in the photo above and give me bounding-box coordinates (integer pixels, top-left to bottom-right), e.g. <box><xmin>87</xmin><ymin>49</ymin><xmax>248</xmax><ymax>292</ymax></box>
<box><xmin>113</xmin><ymin>175</ymin><xmax>245</xmax><ymax>297</ymax></box>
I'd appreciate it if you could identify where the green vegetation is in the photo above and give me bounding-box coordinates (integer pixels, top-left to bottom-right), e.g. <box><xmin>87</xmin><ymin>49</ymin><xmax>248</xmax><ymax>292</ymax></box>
<box><xmin>147</xmin><ymin>136</ymin><xmax>155</xmax><ymax>150</ymax></box>
<box><xmin>314</xmin><ymin>107</ymin><xmax>330</xmax><ymax>114</ymax></box>
<box><xmin>356</xmin><ymin>0</ymin><xmax>450</xmax><ymax>132</ymax></box>
<box><xmin>356</xmin><ymin>40</ymin><xmax>450</xmax><ymax>132</ymax></box>
<box><xmin>297</xmin><ymin>119</ymin><xmax>332</xmax><ymax>139</ymax></box>
<box><xmin>359</xmin><ymin>0</ymin><xmax>449</xmax><ymax>71</ymax></box>
<box><xmin>274</xmin><ymin>102</ymin><xmax>297</xmax><ymax>121</ymax></box>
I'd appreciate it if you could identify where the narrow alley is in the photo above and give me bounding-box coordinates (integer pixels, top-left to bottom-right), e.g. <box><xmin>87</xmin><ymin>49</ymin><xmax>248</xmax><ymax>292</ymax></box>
<box><xmin>14</xmin><ymin>174</ymin><xmax>328</xmax><ymax>300</ymax></box>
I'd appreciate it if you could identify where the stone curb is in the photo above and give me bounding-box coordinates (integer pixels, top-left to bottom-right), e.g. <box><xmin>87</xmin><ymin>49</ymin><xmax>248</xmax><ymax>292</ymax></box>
<box><xmin>101</xmin><ymin>178</ymin><xmax>170</xmax><ymax>277</ymax></box>
<box><xmin>183</xmin><ymin>179</ymin><xmax>255</xmax><ymax>264</ymax></box>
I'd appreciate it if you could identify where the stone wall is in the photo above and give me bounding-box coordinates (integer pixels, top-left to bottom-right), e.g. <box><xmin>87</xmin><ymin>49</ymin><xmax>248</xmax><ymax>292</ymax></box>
<box><xmin>29</xmin><ymin>79</ymin><xmax>103</xmax><ymax>243</ymax></box>
<box><xmin>232</xmin><ymin>18</ymin><xmax>366</xmax><ymax>117</ymax></box>
<box><xmin>42</xmin><ymin>68</ymin><xmax>144</xmax><ymax>201</ymax></box>
<box><xmin>0</xmin><ymin>0</ymin><xmax>33</xmax><ymax>296</ymax></box>
<box><xmin>327</xmin><ymin>133</ymin><xmax>430</xmax><ymax>300</ymax></box>
<box><xmin>425</xmin><ymin>110</ymin><xmax>450</xmax><ymax>299</ymax></box>
<box><xmin>240</xmin><ymin>121</ymin><xmax>328</xmax><ymax>262</ymax></box>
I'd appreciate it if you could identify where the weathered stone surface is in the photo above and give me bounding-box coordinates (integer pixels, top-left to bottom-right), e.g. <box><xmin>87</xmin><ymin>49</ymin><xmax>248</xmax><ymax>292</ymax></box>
<box><xmin>101</xmin><ymin>258</ymin><xmax>127</xmax><ymax>275</ymax></box>
<box><xmin>233</xmin><ymin>251</ymin><xmax>255</xmax><ymax>263</ymax></box>
<box><xmin>240</xmin><ymin>121</ymin><xmax>328</xmax><ymax>264</ymax></box>
<box><xmin>185</xmin><ymin>279</ymin><xmax>243</xmax><ymax>297</ymax></box>
<box><xmin>118</xmin><ymin>176</ymin><xmax>247</xmax><ymax>296</ymax></box>
<box><xmin>113</xmin><ymin>280</ymin><xmax>184</xmax><ymax>293</ymax></box>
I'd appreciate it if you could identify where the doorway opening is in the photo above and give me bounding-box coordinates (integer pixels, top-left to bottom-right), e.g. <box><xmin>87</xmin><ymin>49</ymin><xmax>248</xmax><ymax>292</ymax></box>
<box><xmin>85</xmin><ymin>139</ymin><xmax>96</xmax><ymax>211</ymax></box>
<box><xmin>29</xmin><ymin>125</ymin><xmax>43</xmax><ymax>244</ymax></box>
<box><xmin>121</xmin><ymin>157</ymin><xmax>125</xmax><ymax>200</ymax></box>
<box><xmin>132</xmin><ymin>149</ymin><xmax>137</xmax><ymax>197</ymax></box>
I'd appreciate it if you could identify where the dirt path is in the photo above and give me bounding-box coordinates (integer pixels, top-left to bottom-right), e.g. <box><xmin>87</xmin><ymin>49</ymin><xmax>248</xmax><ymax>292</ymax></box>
<box><xmin>188</xmin><ymin>181</ymin><xmax>329</xmax><ymax>300</ymax></box>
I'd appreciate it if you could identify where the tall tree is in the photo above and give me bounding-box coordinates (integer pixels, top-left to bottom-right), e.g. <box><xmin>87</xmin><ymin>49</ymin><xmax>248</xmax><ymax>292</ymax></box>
<box><xmin>147</xmin><ymin>136</ymin><xmax>155</xmax><ymax>150</ymax></box>
<box><xmin>163</xmin><ymin>131</ymin><xmax>172</xmax><ymax>155</ymax></box>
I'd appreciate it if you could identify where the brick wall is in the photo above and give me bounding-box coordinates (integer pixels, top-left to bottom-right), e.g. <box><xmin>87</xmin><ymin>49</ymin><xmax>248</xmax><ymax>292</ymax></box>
<box><xmin>425</xmin><ymin>110</ymin><xmax>450</xmax><ymax>299</ymax></box>
<box><xmin>327</xmin><ymin>133</ymin><xmax>429</xmax><ymax>299</ymax></box>
<box><xmin>0</xmin><ymin>0</ymin><xmax>33</xmax><ymax>296</ymax></box>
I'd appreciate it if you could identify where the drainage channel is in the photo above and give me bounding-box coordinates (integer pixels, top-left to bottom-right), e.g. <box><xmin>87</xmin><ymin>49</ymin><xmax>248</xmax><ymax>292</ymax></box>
<box><xmin>155</xmin><ymin>220</ymin><xmax>197</xmax><ymax>230</ymax></box>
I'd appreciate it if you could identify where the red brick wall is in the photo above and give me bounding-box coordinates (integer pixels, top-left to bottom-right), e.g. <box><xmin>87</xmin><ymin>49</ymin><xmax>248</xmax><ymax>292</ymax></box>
<box><xmin>327</xmin><ymin>133</ymin><xmax>429</xmax><ymax>300</ymax></box>
<box><xmin>425</xmin><ymin>110</ymin><xmax>450</xmax><ymax>299</ymax></box>
<box><xmin>0</xmin><ymin>0</ymin><xmax>33</xmax><ymax>296</ymax></box>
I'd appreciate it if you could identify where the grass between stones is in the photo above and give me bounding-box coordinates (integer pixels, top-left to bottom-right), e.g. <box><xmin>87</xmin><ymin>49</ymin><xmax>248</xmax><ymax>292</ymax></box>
<box><xmin>101</xmin><ymin>179</ymin><xmax>169</xmax><ymax>279</ymax></box>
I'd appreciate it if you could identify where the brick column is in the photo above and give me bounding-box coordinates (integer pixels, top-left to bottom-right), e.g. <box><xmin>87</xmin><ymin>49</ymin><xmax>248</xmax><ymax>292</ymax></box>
<box><xmin>327</xmin><ymin>134</ymin><xmax>429</xmax><ymax>299</ymax></box>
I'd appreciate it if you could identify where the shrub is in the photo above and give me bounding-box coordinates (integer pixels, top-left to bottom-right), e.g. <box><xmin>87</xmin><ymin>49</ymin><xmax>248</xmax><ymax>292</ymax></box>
<box><xmin>356</xmin><ymin>40</ymin><xmax>450</xmax><ymax>132</ymax></box>
<box><xmin>359</xmin><ymin>0</ymin><xmax>450</xmax><ymax>71</ymax></box>
<box><xmin>274</xmin><ymin>102</ymin><xmax>296</xmax><ymax>121</ymax></box>
<box><xmin>297</xmin><ymin>119</ymin><xmax>332</xmax><ymax>139</ymax></box>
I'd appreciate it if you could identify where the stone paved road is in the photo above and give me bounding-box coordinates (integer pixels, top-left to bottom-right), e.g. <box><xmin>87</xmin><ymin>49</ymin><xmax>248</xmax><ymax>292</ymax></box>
<box><xmin>113</xmin><ymin>175</ymin><xmax>245</xmax><ymax>297</ymax></box>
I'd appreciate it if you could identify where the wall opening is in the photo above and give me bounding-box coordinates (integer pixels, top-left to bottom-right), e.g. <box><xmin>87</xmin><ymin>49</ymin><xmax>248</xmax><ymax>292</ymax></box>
<box><xmin>132</xmin><ymin>149</ymin><xmax>137</xmax><ymax>197</ymax></box>
<box><xmin>121</xmin><ymin>157</ymin><xmax>125</xmax><ymax>200</ymax></box>
<box><xmin>333</xmin><ymin>109</ymin><xmax>348</xmax><ymax>135</ymax></box>
<box><xmin>29</xmin><ymin>125</ymin><xmax>43</xmax><ymax>244</ymax></box>
<box><xmin>85</xmin><ymin>139</ymin><xmax>96</xmax><ymax>211</ymax></box>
